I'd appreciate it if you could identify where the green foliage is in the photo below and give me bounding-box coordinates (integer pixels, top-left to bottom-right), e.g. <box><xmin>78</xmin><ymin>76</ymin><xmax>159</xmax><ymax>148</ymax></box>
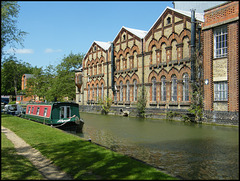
<box><xmin>22</xmin><ymin>52</ymin><xmax>84</xmax><ymax>102</ymax></box>
<box><xmin>1</xmin><ymin>56</ymin><xmax>33</xmax><ymax>95</ymax></box>
<box><xmin>166</xmin><ymin>111</ymin><xmax>179</xmax><ymax>120</ymax></box>
<box><xmin>188</xmin><ymin>82</ymin><xmax>203</xmax><ymax>122</ymax></box>
<box><xmin>99</xmin><ymin>97</ymin><xmax>113</xmax><ymax>115</ymax></box>
<box><xmin>136</xmin><ymin>87</ymin><xmax>147</xmax><ymax>117</ymax></box>
<box><xmin>1</xmin><ymin>1</ymin><xmax>27</xmax><ymax>54</ymax></box>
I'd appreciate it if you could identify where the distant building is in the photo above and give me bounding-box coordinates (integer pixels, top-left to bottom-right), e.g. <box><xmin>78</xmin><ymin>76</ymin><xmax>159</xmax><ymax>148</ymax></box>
<box><xmin>202</xmin><ymin>1</ymin><xmax>239</xmax><ymax>121</ymax></box>
<box><xmin>173</xmin><ymin>1</ymin><xmax>227</xmax><ymax>13</ymax></box>
<box><xmin>16</xmin><ymin>74</ymin><xmax>39</xmax><ymax>104</ymax></box>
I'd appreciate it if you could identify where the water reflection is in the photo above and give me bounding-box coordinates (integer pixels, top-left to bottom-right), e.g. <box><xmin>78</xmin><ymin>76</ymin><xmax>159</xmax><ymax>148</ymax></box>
<box><xmin>75</xmin><ymin>112</ymin><xmax>239</xmax><ymax>180</ymax></box>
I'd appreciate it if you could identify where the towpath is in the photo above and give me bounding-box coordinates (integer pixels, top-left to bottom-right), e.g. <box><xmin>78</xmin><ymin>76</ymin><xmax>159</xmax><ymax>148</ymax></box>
<box><xmin>1</xmin><ymin>126</ymin><xmax>72</xmax><ymax>180</ymax></box>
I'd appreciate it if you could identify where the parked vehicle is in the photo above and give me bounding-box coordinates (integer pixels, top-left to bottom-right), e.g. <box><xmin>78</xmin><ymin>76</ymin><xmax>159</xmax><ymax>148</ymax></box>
<box><xmin>21</xmin><ymin>102</ymin><xmax>84</xmax><ymax>132</ymax></box>
<box><xmin>3</xmin><ymin>104</ymin><xmax>23</xmax><ymax>116</ymax></box>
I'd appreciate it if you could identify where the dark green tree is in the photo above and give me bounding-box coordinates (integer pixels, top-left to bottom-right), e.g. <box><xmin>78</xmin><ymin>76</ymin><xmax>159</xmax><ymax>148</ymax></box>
<box><xmin>1</xmin><ymin>1</ymin><xmax>27</xmax><ymax>55</ymax></box>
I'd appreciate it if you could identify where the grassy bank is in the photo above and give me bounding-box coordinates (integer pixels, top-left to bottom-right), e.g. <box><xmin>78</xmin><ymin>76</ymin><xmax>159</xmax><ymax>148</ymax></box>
<box><xmin>1</xmin><ymin>132</ymin><xmax>44</xmax><ymax>180</ymax></box>
<box><xmin>1</xmin><ymin>114</ymin><xmax>177</xmax><ymax>180</ymax></box>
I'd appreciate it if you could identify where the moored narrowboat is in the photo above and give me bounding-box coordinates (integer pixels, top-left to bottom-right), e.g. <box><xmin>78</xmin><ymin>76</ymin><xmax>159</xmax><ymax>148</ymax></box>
<box><xmin>22</xmin><ymin>102</ymin><xmax>84</xmax><ymax>132</ymax></box>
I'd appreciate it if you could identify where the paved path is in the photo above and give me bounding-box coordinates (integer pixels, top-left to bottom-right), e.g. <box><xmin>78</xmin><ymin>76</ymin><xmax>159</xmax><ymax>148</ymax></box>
<box><xmin>1</xmin><ymin>126</ymin><xmax>72</xmax><ymax>180</ymax></box>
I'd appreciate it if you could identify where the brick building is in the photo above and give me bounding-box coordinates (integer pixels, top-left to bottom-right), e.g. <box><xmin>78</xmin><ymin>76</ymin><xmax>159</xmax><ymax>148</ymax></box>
<box><xmin>76</xmin><ymin>6</ymin><xmax>204</xmax><ymax>110</ymax></box>
<box><xmin>16</xmin><ymin>74</ymin><xmax>39</xmax><ymax>104</ymax></box>
<box><xmin>202</xmin><ymin>1</ymin><xmax>239</xmax><ymax>123</ymax></box>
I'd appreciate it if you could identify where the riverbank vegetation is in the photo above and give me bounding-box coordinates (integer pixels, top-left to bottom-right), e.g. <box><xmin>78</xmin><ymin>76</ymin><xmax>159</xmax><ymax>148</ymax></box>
<box><xmin>1</xmin><ymin>114</ymin><xmax>176</xmax><ymax>180</ymax></box>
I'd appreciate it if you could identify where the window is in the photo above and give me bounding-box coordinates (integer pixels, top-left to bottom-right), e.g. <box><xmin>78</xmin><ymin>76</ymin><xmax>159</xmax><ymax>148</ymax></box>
<box><xmin>183</xmin><ymin>73</ymin><xmax>189</xmax><ymax>101</ymax></box>
<box><xmin>152</xmin><ymin>77</ymin><xmax>156</xmax><ymax>102</ymax></box>
<box><xmin>44</xmin><ymin>108</ymin><xmax>48</xmax><ymax>117</ymax></box>
<box><xmin>31</xmin><ymin>107</ymin><xmax>34</xmax><ymax>114</ymax></box>
<box><xmin>88</xmin><ymin>86</ymin><xmax>90</xmax><ymax>101</ymax></box>
<box><xmin>133</xmin><ymin>79</ymin><xmax>137</xmax><ymax>101</ymax></box>
<box><xmin>114</xmin><ymin>82</ymin><xmax>117</xmax><ymax>101</ymax></box>
<box><xmin>92</xmin><ymin>85</ymin><xmax>94</xmax><ymax>100</ymax></box>
<box><xmin>126</xmin><ymin>81</ymin><xmax>130</xmax><ymax>101</ymax></box>
<box><xmin>167</xmin><ymin>17</ymin><xmax>171</xmax><ymax>24</ymax></box>
<box><xmin>28</xmin><ymin>107</ymin><xmax>31</xmax><ymax>114</ymax></box>
<box><xmin>36</xmin><ymin>107</ymin><xmax>40</xmax><ymax>115</ymax></box>
<box><xmin>60</xmin><ymin>106</ymin><xmax>71</xmax><ymax>119</ymax></box>
<box><xmin>161</xmin><ymin>76</ymin><xmax>166</xmax><ymax>101</ymax></box>
<box><xmin>120</xmin><ymin>81</ymin><xmax>123</xmax><ymax>101</ymax></box>
<box><xmin>214</xmin><ymin>26</ymin><xmax>227</xmax><ymax>58</ymax></box>
<box><xmin>96</xmin><ymin>84</ymin><xmax>99</xmax><ymax>101</ymax></box>
<box><xmin>171</xmin><ymin>75</ymin><xmax>177</xmax><ymax>101</ymax></box>
<box><xmin>214</xmin><ymin>81</ymin><xmax>228</xmax><ymax>101</ymax></box>
<box><xmin>101</xmin><ymin>83</ymin><xmax>104</xmax><ymax>100</ymax></box>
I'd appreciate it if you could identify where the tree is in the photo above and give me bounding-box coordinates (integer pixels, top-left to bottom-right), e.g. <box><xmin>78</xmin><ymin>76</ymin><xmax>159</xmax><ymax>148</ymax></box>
<box><xmin>136</xmin><ymin>86</ymin><xmax>147</xmax><ymax>117</ymax></box>
<box><xmin>1</xmin><ymin>1</ymin><xmax>27</xmax><ymax>55</ymax></box>
<box><xmin>1</xmin><ymin>55</ymin><xmax>33</xmax><ymax>96</ymax></box>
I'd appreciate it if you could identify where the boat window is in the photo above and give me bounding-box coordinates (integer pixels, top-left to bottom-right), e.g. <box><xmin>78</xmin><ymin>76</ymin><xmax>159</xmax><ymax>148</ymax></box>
<box><xmin>28</xmin><ymin>107</ymin><xmax>31</xmax><ymax>114</ymax></box>
<box><xmin>44</xmin><ymin>108</ymin><xmax>48</xmax><ymax>116</ymax></box>
<box><xmin>36</xmin><ymin>107</ymin><xmax>40</xmax><ymax>115</ymax></box>
<box><xmin>31</xmin><ymin>107</ymin><xmax>34</xmax><ymax>114</ymax></box>
<box><xmin>60</xmin><ymin>106</ymin><xmax>71</xmax><ymax>119</ymax></box>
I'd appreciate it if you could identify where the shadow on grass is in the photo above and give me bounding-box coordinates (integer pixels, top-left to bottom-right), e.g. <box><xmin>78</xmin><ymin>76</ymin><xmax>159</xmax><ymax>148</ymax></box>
<box><xmin>35</xmin><ymin>140</ymin><xmax>176</xmax><ymax>180</ymax></box>
<box><xmin>1</xmin><ymin>143</ymin><xmax>44</xmax><ymax>180</ymax></box>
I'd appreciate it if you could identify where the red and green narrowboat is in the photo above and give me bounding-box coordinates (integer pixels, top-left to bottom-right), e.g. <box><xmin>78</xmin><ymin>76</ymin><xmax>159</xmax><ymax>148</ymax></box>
<box><xmin>21</xmin><ymin>102</ymin><xmax>84</xmax><ymax>132</ymax></box>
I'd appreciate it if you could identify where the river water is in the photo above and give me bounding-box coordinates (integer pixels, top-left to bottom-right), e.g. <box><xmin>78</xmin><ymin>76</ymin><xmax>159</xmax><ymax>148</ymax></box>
<box><xmin>74</xmin><ymin>112</ymin><xmax>238</xmax><ymax>180</ymax></box>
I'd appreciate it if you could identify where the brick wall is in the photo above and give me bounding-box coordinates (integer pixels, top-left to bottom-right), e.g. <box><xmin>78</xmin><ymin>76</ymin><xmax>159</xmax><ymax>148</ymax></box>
<box><xmin>228</xmin><ymin>21</ymin><xmax>239</xmax><ymax>112</ymax></box>
<box><xmin>203</xmin><ymin>29</ymin><xmax>213</xmax><ymax>111</ymax></box>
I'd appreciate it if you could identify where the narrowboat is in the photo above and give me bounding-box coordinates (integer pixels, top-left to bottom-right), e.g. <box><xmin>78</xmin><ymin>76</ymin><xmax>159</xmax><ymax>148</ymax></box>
<box><xmin>22</xmin><ymin>102</ymin><xmax>84</xmax><ymax>132</ymax></box>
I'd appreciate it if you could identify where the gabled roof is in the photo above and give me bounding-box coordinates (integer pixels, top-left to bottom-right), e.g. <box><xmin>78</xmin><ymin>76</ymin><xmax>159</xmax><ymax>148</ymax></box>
<box><xmin>94</xmin><ymin>41</ymin><xmax>111</xmax><ymax>51</ymax></box>
<box><xmin>83</xmin><ymin>41</ymin><xmax>111</xmax><ymax>60</ymax></box>
<box><xmin>122</xmin><ymin>26</ymin><xmax>148</xmax><ymax>39</ymax></box>
<box><xmin>147</xmin><ymin>6</ymin><xmax>204</xmax><ymax>34</ymax></box>
<box><xmin>113</xmin><ymin>26</ymin><xmax>148</xmax><ymax>43</ymax></box>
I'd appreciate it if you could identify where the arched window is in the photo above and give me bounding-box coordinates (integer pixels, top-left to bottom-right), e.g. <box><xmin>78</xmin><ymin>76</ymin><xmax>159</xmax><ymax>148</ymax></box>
<box><xmin>152</xmin><ymin>46</ymin><xmax>157</xmax><ymax>65</ymax></box>
<box><xmin>96</xmin><ymin>84</ymin><xmax>99</xmax><ymax>101</ymax></box>
<box><xmin>183</xmin><ymin>73</ymin><xmax>189</xmax><ymax>101</ymax></box>
<box><xmin>114</xmin><ymin>82</ymin><xmax>117</xmax><ymax>101</ymax></box>
<box><xmin>92</xmin><ymin>85</ymin><xmax>94</xmax><ymax>101</ymax></box>
<box><xmin>126</xmin><ymin>80</ymin><xmax>130</xmax><ymax>101</ymax></box>
<box><xmin>171</xmin><ymin>75</ymin><xmax>177</xmax><ymax>101</ymax></box>
<box><xmin>133</xmin><ymin>79</ymin><xmax>137</xmax><ymax>101</ymax></box>
<box><xmin>152</xmin><ymin>77</ymin><xmax>156</xmax><ymax>102</ymax></box>
<box><xmin>133</xmin><ymin>51</ymin><xmax>137</xmax><ymax>68</ymax></box>
<box><xmin>161</xmin><ymin>76</ymin><xmax>166</xmax><ymax>101</ymax></box>
<box><xmin>101</xmin><ymin>83</ymin><xmax>104</xmax><ymax>100</ymax></box>
<box><xmin>120</xmin><ymin>81</ymin><xmax>123</xmax><ymax>102</ymax></box>
<box><xmin>126</xmin><ymin>53</ymin><xmax>130</xmax><ymax>69</ymax></box>
<box><xmin>161</xmin><ymin>43</ymin><xmax>166</xmax><ymax>62</ymax></box>
<box><xmin>88</xmin><ymin>85</ymin><xmax>90</xmax><ymax>101</ymax></box>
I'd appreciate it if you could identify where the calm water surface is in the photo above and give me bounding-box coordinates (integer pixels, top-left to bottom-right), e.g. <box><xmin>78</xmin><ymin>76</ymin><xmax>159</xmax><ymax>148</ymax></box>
<box><xmin>76</xmin><ymin>112</ymin><xmax>239</xmax><ymax>180</ymax></box>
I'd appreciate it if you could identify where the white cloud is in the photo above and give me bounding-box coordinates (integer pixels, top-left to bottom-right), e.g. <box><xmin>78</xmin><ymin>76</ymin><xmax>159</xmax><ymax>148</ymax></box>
<box><xmin>44</xmin><ymin>48</ymin><xmax>62</xmax><ymax>53</ymax></box>
<box><xmin>7</xmin><ymin>48</ymin><xmax>34</xmax><ymax>54</ymax></box>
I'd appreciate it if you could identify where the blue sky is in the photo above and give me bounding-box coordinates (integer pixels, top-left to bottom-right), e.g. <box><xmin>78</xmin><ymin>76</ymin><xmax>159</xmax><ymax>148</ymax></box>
<box><xmin>3</xmin><ymin>1</ymin><xmax>173</xmax><ymax>68</ymax></box>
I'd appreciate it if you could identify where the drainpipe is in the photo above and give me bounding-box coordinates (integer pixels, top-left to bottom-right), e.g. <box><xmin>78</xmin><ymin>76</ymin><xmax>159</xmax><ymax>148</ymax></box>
<box><xmin>106</xmin><ymin>48</ymin><xmax>109</xmax><ymax>97</ymax></box>
<box><xmin>141</xmin><ymin>38</ymin><xmax>144</xmax><ymax>98</ymax></box>
<box><xmin>190</xmin><ymin>9</ymin><xmax>196</xmax><ymax>85</ymax></box>
<box><xmin>111</xmin><ymin>42</ymin><xmax>115</xmax><ymax>95</ymax></box>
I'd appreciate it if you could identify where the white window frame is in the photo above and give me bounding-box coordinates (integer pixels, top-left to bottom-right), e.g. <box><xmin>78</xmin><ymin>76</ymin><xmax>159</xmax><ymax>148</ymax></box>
<box><xmin>152</xmin><ymin>77</ymin><xmax>156</xmax><ymax>102</ymax></box>
<box><xmin>214</xmin><ymin>81</ymin><xmax>228</xmax><ymax>101</ymax></box>
<box><xmin>171</xmin><ymin>75</ymin><xmax>177</xmax><ymax>101</ymax></box>
<box><xmin>44</xmin><ymin>108</ymin><xmax>48</xmax><ymax>117</ymax></box>
<box><xmin>120</xmin><ymin>81</ymin><xmax>123</xmax><ymax>102</ymax></box>
<box><xmin>214</xmin><ymin>25</ymin><xmax>227</xmax><ymax>58</ymax></box>
<box><xmin>126</xmin><ymin>81</ymin><xmax>130</xmax><ymax>101</ymax></box>
<box><xmin>133</xmin><ymin>79</ymin><xmax>137</xmax><ymax>101</ymax></box>
<box><xmin>183</xmin><ymin>73</ymin><xmax>189</xmax><ymax>101</ymax></box>
<box><xmin>161</xmin><ymin>76</ymin><xmax>166</xmax><ymax>101</ymax></box>
<box><xmin>60</xmin><ymin>106</ymin><xmax>71</xmax><ymax>119</ymax></box>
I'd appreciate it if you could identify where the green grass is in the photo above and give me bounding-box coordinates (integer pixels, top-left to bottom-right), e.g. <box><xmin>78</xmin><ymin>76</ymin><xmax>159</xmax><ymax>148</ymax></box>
<box><xmin>1</xmin><ymin>114</ymin><xmax>177</xmax><ymax>180</ymax></box>
<box><xmin>1</xmin><ymin>132</ymin><xmax>45</xmax><ymax>180</ymax></box>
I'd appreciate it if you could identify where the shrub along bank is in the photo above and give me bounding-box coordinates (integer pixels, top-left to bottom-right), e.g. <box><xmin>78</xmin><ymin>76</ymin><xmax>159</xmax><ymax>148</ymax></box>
<box><xmin>1</xmin><ymin>114</ymin><xmax>177</xmax><ymax>180</ymax></box>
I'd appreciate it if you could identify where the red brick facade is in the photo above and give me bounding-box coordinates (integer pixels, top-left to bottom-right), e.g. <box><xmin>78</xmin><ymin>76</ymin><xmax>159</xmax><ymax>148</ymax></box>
<box><xmin>202</xmin><ymin>1</ymin><xmax>239</xmax><ymax>112</ymax></box>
